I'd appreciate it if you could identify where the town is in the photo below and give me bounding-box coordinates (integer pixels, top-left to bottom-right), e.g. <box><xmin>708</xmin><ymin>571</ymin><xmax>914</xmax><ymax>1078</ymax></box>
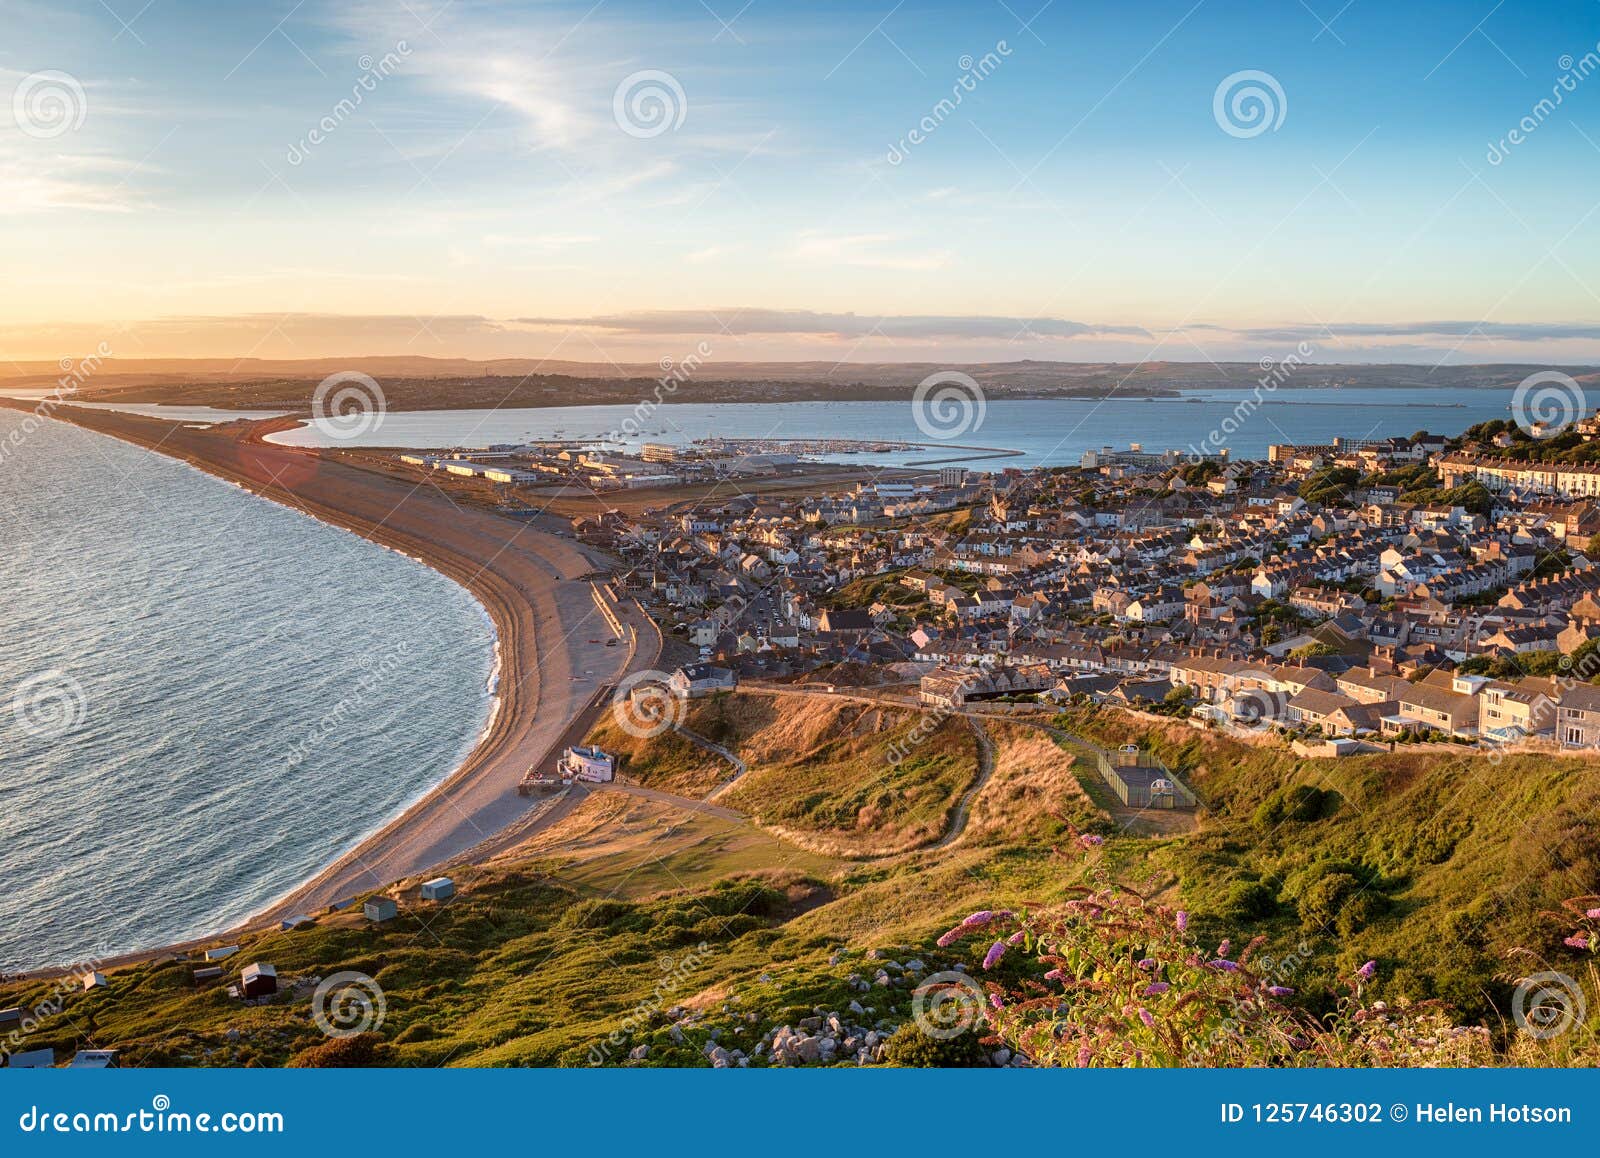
<box><xmin>383</xmin><ymin>412</ymin><xmax>1600</xmax><ymax>760</ymax></box>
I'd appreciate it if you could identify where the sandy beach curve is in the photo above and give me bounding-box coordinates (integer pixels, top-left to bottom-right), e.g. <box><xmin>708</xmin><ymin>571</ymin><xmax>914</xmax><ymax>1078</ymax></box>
<box><xmin>4</xmin><ymin>399</ymin><xmax>661</xmax><ymax>965</ymax></box>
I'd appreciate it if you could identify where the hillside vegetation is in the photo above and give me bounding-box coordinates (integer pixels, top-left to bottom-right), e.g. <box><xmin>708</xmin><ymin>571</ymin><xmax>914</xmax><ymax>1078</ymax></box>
<box><xmin>5</xmin><ymin>700</ymin><xmax>1598</xmax><ymax>1067</ymax></box>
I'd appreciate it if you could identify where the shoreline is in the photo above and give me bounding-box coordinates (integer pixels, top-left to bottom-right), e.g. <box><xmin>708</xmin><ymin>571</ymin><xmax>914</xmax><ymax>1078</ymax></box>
<box><xmin>2</xmin><ymin>400</ymin><xmax>655</xmax><ymax>976</ymax></box>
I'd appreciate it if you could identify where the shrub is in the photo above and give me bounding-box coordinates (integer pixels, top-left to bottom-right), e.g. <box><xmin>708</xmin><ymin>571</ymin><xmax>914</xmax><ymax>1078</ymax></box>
<box><xmin>882</xmin><ymin>1023</ymin><xmax>989</xmax><ymax>1068</ymax></box>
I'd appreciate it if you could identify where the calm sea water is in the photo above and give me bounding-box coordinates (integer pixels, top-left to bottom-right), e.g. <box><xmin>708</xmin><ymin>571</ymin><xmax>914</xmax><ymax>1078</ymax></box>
<box><xmin>0</xmin><ymin>413</ymin><xmax>495</xmax><ymax>971</ymax></box>
<box><xmin>262</xmin><ymin>387</ymin><xmax>1517</xmax><ymax>466</ymax></box>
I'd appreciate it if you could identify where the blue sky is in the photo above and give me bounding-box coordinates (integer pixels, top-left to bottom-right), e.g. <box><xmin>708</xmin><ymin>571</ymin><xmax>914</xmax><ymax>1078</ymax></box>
<box><xmin>4</xmin><ymin>0</ymin><xmax>1600</xmax><ymax>364</ymax></box>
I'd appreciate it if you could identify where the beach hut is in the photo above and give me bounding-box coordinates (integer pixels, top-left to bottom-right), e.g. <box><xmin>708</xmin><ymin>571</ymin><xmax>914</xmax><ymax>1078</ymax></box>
<box><xmin>82</xmin><ymin>971</ymin><xmax>107</xmax><ymax>991</ymax></box>
<box><xmin>420</xmin><ymin>877</ymin><xmax>455</xmax><ymax>902</ymax></box>
<box><xmin>69</xmin><ymin>1050</ymin><xmax>119</xmax><ymax>1068</ymax></box>
<box><xmin>7</xmin><ymin>1048</ymin><xmax>53</xmax><ymax>1068</ymax></box>
<box><xmin>204</xmin><ymin>945</ymin><xmax>239</xmax><ymax>962</ymax></box>
<box><xmin>364</xmin><ymin>896</ymin><xmax>398</xmax><ymax>923</ymax></box>
<box><xmin>280</xmin><ymin>914</ymin><xmax>313</xmax><ymax>931</ymax></box>
<box><xmin>192</xmin><ymin>966</ymin><xmax>224</xmax><ymax>984</ymax></box>
<box><xmin>240</xmin><ymin>962</ymin><xmax>278</xmax><ymax>998</ymax></box>
<box><xmin>0</xmin><ymin>1008</ymin><xmax>21</xmax><ymax>1031</ymax></box>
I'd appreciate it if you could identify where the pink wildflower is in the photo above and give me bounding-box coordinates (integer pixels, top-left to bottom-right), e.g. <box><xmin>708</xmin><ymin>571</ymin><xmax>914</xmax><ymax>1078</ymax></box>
<box><xmin>1357</xmin><ymin>960</ymin><xmax>1377</xmax><ymax>979</ymax></box>
<box><xmin>1138</xmin><ymin>1007</ymin><xmax>1155</xmax><ymax>1028</ymax></box>
<box><xmin>1207</xmin><ymin>959</ymin><xmax>1239</xmax><ymax>972</ymax></box>
<box><xmin>1586</xmin><ymin>908</ymin><xmax>1600</xmax><ymax>920</ymax></box>
<box><xmin>1175</xmin><ymin>911</ymin><xmax>1188</xmax><ymax>932</ymax></box>
<box><xmin>1075</xmin><ymin>1044</ymin><xmax>1092</xmax><ymax>1067</ymax></box>
<box><xmin>1564</xmin><ymin>935</ymin><xmax>1589</xmax><ymax>950</ymax></box>
<box><xmin>1266</xmin><ymin>985</ymin><xmax>1294</xmax><ymax>997</ymax></box>
<box><xmin>990</xmin><ymin>993</ymin><xmax>1004</xmax><ymax>1010</ymax></box>
<box><xmin>1078</xmin><ymin>833</ymin><xmax>1105</xmax><ymax>848</ymax></box>
<box><xmin>1136</xmin><ymin>958</ymin><xmax>1157</xmax><ymax>971</ymax></box>
<box><xmin>1216</xmin><ymin>939</ymin><xmax>1231</xmax><ymax>958</ymax></box>
<box><xmin>1143</xmin><ymin>981</ymin><xmax>1170</xmax><ymax>996</ymax></box>
<box><xmin>982</xmin><ymin>940</ymin><xmax>1007</xmax><ymax>970</ymax></box>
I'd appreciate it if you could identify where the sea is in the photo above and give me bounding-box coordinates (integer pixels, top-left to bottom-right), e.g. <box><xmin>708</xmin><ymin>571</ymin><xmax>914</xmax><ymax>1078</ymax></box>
<box><xmin>0</xmin><ymin>411</ymin><xmax>495</xmax><ymax>972</ymax></box>
<box><xmin>260</xmin><ymin>386</ymin><xmax>1518</xmax><ymax>466</ymax></box>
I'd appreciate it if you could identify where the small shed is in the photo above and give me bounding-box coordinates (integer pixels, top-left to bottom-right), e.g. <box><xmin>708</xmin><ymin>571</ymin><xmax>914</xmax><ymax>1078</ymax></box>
<box><xmin>7</xmin><ymin>1048</ymin><xmax>54</xmax><ymax>1068</ymax></box>
<box><xmin>364</xmin><ymin>896</ymin><xmax>398</xmax><ymax>923</ymax></box>
<box><xmin>204</xmin><ymin>945</ymin><xmax>239</xmax><ymax>962</ymax></box>
<box><xmin>280</xmin><ymin>914</ymin><xmax>313</xmax><ymax>931</ymax></box>
<box><xmin>0</xmin><ymin>1008</ymin><xmax>21</xmax><ymax>1031</ymax></box>
<box><xmin>82</xmin><ymin>971</ymin><xmax>107</xmax><ymax>990</ymax></box>
<box><xmin>420</xmin><ymin>877</ymin><xmax>455</xmax><ymax>902</ymax></box>
<box><xmin>192</xmin><ymin>966</ymin><xmax>224</xmax><ymax>984</ymax></box>
<box><xmin>240</xmin><ymin>962</ymin><xmax>278</xmax><ymax>998</ymax></box>
<box><xmin>69</xmin><ymin>1050</ymin><xmax>119</xmax><ymax>1068</ymax></box>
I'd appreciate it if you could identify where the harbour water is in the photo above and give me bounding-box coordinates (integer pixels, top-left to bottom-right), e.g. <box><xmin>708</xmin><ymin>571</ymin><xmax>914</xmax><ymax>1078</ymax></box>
<box><xmin>261</xmin><ymin>387</ymin><xmax>1517</xmax><ymax>466</ymax></box>
<box><xmin>0</xmin><ymin>412</ymin><xmax>495</xmax><ymax>971</ymax></box>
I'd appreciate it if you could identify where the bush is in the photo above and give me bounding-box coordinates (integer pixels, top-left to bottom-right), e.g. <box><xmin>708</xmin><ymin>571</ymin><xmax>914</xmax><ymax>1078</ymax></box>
<box><xmin>287</xmin><ymin>1032</ymin><xmax>391</xmax><ymax>1068</ymax></box>
<box><xmin>1221</xmin><ymin>880</ymin><xmax>1277</xmax><ymax>921</ymax></box>
<box><xmin>881</xmin><ymin>1023</ymin><xmax>989</xmax><ymax>1068</ymax></box>
<box><xmin>1298</xmin><ymin>871</ymin><xmax>1362</xmax><ymax>933</ymax></box>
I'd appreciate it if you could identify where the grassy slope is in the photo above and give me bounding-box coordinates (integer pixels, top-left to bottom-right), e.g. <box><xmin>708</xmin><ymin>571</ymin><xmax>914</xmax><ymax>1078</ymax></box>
<box><xmin>8</xmin><ymin>701</ymin><xmax>1597</xmax><ymax>1065</ymax></box>
<box><xmin>1051</xmin><ymin>709</ymin><xmax>1600</xmax><ymax>1019</ymax></box>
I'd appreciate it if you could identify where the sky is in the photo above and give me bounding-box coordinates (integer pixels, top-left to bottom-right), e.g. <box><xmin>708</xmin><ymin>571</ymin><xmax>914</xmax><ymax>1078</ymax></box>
<box><xmin>4</xmin><ymin>0</ymin><xmax>1600</xmax><ymax>366</ymax></box>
